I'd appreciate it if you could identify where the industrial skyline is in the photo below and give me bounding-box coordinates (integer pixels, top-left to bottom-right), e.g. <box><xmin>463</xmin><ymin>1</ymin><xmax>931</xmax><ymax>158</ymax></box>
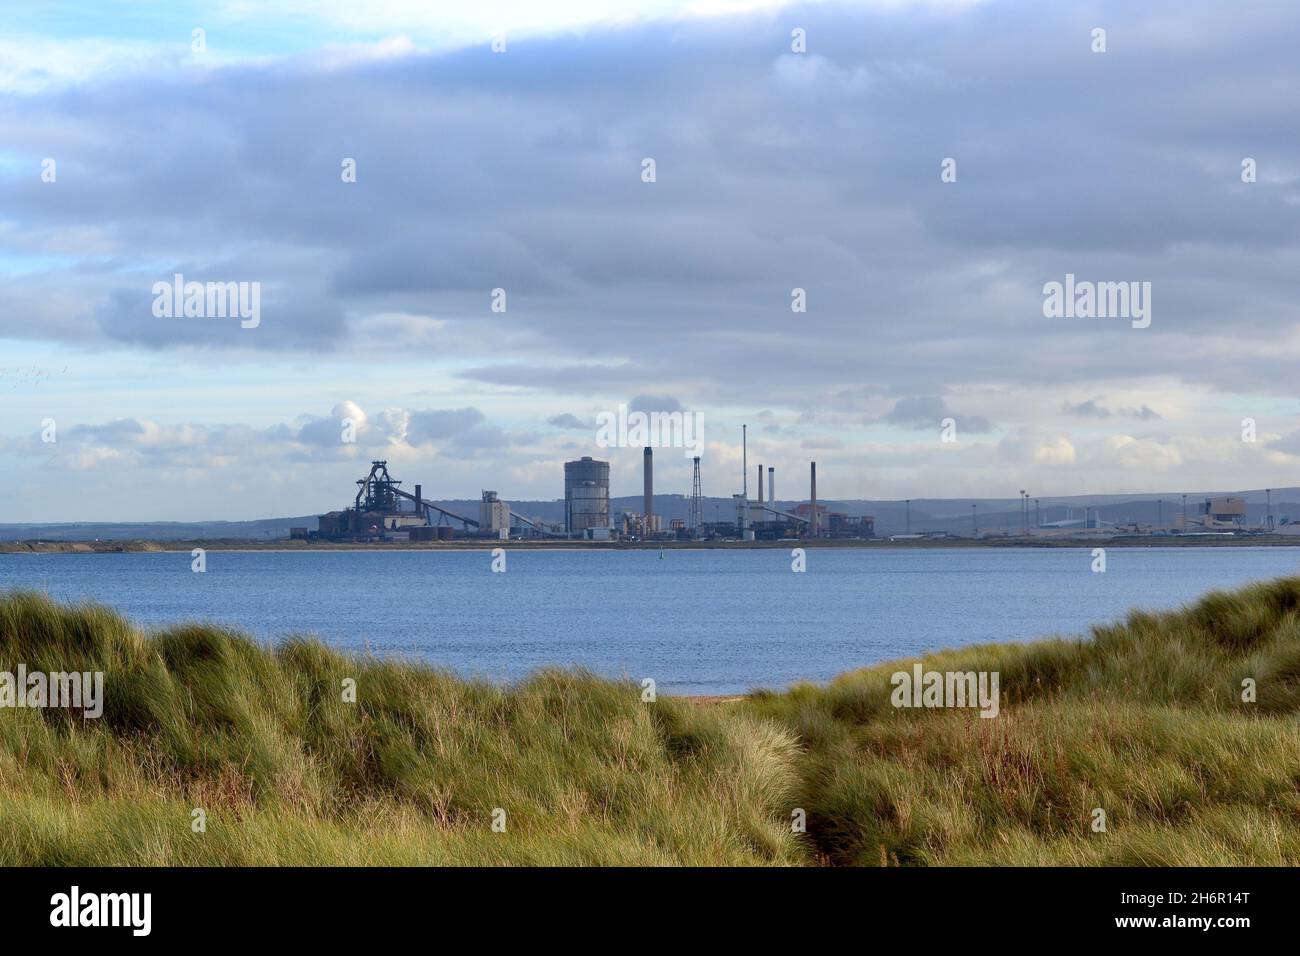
<box><xmin>296</xmin><ymin>422</ymin><xmax>1298</xmax><ymax>544</ymax></box>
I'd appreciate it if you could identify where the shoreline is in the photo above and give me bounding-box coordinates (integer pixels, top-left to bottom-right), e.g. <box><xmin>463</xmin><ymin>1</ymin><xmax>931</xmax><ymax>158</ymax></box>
<box><xmin>3</xmin><ymin>535</ymin><xmax>1300</xmax><ymax>554</ymax></box>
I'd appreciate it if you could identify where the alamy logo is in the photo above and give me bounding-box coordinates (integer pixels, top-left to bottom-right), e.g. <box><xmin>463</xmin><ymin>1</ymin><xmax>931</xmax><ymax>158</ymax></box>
<box><xmin>1042</xmin><ymin>273</ymin><xmax>1151</xmax><ymax>329</ymax></box>
<box><xmin>152</xmin><ymin>273</ymin><xmax>261</xmax><ymax>328</ymax></box>
<box><xmin>0</xmin><ymin>666</ymin><xmax>103</xmax><ymax>718</ymax></box>
<box><xmin>50</xmin><ymin>886</ymin><xmax>151</xmax><ymax>936</ymax></box>
<box><xmin>595</xmin><ymin>402</ymin><xmax>703</xmax><ymax>458</ymax></box>
<box><xmin>890</xmin><ymin>664</ymin><xmax>1000</xmax><ymax>718</ymax></box>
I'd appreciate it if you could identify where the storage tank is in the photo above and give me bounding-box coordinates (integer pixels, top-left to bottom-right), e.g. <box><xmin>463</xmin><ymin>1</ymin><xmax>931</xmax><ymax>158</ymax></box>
<box><xmin>564</xmin><ymin>457</ymin><xmax>611</xmax><ymax>533</ymax></box>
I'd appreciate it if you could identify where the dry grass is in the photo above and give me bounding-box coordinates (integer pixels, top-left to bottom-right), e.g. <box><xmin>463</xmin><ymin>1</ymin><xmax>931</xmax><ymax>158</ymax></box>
<box><xmin>743</xmin><ymin>576</ymin><xmax>1300</xmax><ymax>865</ymax></box>
<box><xmin>0</xmin><ymin>591</ymin><xmax>802</xmax><ymax>865</ymax></box>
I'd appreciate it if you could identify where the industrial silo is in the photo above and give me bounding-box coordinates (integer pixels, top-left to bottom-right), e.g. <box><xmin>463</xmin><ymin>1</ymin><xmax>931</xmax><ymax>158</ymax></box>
<box><xmin>564</xmin><ymin>457</ymin><xmax>610</xmax><ymax>533</ymax></box>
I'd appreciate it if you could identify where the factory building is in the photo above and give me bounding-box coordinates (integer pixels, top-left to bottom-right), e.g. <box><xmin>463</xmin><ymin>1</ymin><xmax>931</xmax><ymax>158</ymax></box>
<box><xmin>316</xmin><ymin>461</ymin><xmax>485</xmax><ymax>541</ymax></box>
<box><xmin>479</xmin><ymin>490</ymin><xmax>510</xmax><ymax>539</ymax></box>
<box><xmin>317</xmin><ymin>503</ymin><xmax>425</xmax><ymax>539</ymax></box>
<box><xmin>793</xmin><ymin>503</ymin><xmax>875</xmax><ymax>538</ymax></box>
<box><xmin>1183</xmin><ymin>495</ymin><xmax>1248</xmax><ymax>530</ymax></box>
<box><xmin>618</xmin><ymin>510</ymin><xmax>660</xmax><ymax>538</ymax></box>
<box><xmin>564</xmin><ymin>457</ymin><xmax>611</xmax><ymax>534</ymax></box>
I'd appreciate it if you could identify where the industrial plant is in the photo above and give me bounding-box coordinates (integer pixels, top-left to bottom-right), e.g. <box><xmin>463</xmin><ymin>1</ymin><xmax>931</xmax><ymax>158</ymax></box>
<box><xmin>300</xmin><ymin>429</ymin><xmax>1290</xmax><ymax>545</ymax></box>
<box><xmin>307</xmin><ymin>425</ymin><xmax>877</xmax><ymax>543</ymax></box>
<box><xmin>312</xmin><ymin>460</ymin><xmax>560</xmax><ymax>543</ymax></box>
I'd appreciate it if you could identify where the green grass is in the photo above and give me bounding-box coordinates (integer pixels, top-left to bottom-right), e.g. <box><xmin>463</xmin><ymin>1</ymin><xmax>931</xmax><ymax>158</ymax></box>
<box><xmin>1</xmin><ymin>577</ymin><xmax>1299</xmax><ymax>865</ymax></box>
<box><xmin>744</xmin><ymin>576</ymin><xmax>1300</xmax><ymax>865</ymax></box>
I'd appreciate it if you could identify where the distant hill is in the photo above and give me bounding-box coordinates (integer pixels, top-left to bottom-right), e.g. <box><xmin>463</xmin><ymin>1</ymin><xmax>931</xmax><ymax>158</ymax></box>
<box><xmin>0</xmin><ymin>518</ymin><xmax>310</xmax><ymax>542</ymax></box>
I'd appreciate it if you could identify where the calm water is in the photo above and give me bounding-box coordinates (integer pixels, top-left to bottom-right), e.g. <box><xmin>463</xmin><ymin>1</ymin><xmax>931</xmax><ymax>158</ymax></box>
<box><xmin>1</xmin><ymin>547</ymin><xmax>1296</xmax><ymax>694</ymax></box>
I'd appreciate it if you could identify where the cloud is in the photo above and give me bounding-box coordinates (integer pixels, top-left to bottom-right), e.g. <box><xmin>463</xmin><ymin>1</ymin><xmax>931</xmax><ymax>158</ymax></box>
<box><xmin>998</xmin><ymin>429</ymin><xmax>1077</xmax><ymax>467</ymax></box>
<box><xmin>3</xmin><ymin>0</ymin><xmax>1300</xmax><ymax>516</ymax></box>
<box><xmin>628</xmin><ymin>394</ymin><xmax>684</xmax><ymax>414</ymax></box>
<box><xmin>1088</xmin><ymin>435</ymin><xmax>1183</xmax><ymax>471</ymax></box>
<box><xmin>882</xmin><ymin>396</ymin><xmax>993</xmax><ymax>434</ymax></box>
<box><xmin>0</xmin><ymin>36</ymin><xmax>171</xmax><ymax>93</ymax></box>
<box><xmin>1124</xmin><ymin>405</ymin><xmax>1163</xmax><ymax>421</ymax></box>
<box><xmin>1063</xmin><ymin>398</ymin><xmax>1162</xmax><ymax>420</ymax></box>
<box><xmin>801</xmin><ymin>436</ymin><xmax>844</xmax><ymax>450</ymax></box>
<box><xmin>546</xmin><ymin>413</ymin><xmax>587</xmax><ymax>429</ymax></box>
<box><xmin>1269</xmin><ymin>429</ymin><xmax>1300</xmax><ymax>456</ymax></box>
<box><xmin>5</xmin><ymin>402</ymin><xmax>506</xmax><ymax>470</ymax></box>
<box><xmin>5</xmin><ymin>0</ymin><xmax>1297</xmax><ymax>411</ymax></box>
<box><xmin>405</xmin><ymin>408</ymin><xmax>487</xmax><ymax>445</ymax></box>
<box><xmin>770</xmin><ymin>53</ymin><xmax>873</xmax><ymax>97</ymax></box>
<box><xmin>1062</xmin><ymin>399</ymin><xmax>1112</xmax><ymax>419</ymax></box>
<box><xmin>296</xmin><ymin>402</ymin><xmax>367</xmax><ymax>447</ymax></box>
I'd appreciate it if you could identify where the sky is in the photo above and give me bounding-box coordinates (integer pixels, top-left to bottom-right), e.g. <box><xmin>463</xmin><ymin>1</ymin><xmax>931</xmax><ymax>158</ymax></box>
<box><xmin>2</xmin><ymin>0</ymin><xmax>1299</xmax><ymax>521</ymax></box>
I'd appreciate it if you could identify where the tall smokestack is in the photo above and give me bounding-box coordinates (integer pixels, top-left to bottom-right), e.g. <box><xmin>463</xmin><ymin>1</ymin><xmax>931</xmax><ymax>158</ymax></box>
<box><xmin>810</xmin><ymin>462</ymin><xmax>818</xmax><ymax>537</ymax></box>
<box><xmin>768</xmin><ymin>467</ymin><xmax>774</xmax><ymax>504</ymax></box>
<box><xmin>643</xmin><ymin>446</ymin><xmax>653</xmax><ymax>533</ymax></box>
<box><xmin>414</xmin><ymin>484</ymin><xmax>422</xmax><ymax>517</ymax></box>
<box><xmin>742</xmin><ymin>425</ymin><xmax>747</xmax><ymax>498</ymax></box>
<box><xmin>757</xmin><ymin>465</ymin><xmax>764</xmax><ymax>503</ymax></box>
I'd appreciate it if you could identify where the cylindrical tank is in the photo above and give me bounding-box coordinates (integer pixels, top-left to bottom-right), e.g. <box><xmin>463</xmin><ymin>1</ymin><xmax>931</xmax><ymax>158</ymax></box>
<box><xmin>564</xmin><ymin>457</ymin><xmax>611</xmax><ymax>533</ymax></box>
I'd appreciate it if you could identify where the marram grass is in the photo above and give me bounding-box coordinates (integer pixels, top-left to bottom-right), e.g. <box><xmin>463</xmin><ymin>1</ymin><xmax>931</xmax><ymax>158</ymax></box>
<box><xmin>0</xmin><ymin>577</ymin><xmax>1298</xmax><ymax>866</ymax></box>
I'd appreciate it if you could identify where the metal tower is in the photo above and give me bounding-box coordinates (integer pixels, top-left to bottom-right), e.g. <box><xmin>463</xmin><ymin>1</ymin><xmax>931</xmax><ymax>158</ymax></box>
<box><xmin>690</xmin><ymin>456</ymin><xmax>703</xmax><ymax>531</ymax></box>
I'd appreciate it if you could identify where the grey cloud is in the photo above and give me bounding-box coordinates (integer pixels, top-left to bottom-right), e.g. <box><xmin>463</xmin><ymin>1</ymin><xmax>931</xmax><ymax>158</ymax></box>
<box><xmin>1062</xmin><ymin>399</ymin><xmax>1112</xmax><ymax>419</ymax></box>
<box><xmin>546</xmin><ymin>413</ymin><xmax>587</xmax><ymax>429</ymax></box>
<box><xmin>296</xmin><ymin>414</ymin><xmax>352</xmax><ymax>448</ymax></box>
<box><xmin>447</xmin><ymin>425</ymin><xmax>510</xmax><ymax>453</ymax></box>
<box><xmin>628</xmin><ymin>394</ymin><xmax>683</xmax><ymax>414</ymax></box>
<box><xmin>1124</xmin><ymin>405</ymin><xmax>1163</xmax><ymax>421</ymax></box>
<box><xmin>405</xmin><ymin>408</ymin><xmax>487</xmax><ymax>445</ymax></box>
<box><xmin>0</xmin><ymin>0</ymin><xmax>1296</xmax><ymax>409</ymax></box>
<box><xmin>1064</xmin><ymin>399</ymin><xmax>1163</xmax><ymax>421</ymax></box>
<box><xmin>11</xmin><ymin>404</ymin><xmax>505</xmax><ymax>467</ymax></box>
<box><xmin>1269</xmin><ymin>430</ymin><xmax>1300</xmax><ymax>456</ymax></box>
<box><xmin>94</xmin><ymin>278</ymin><xmax>347</xmax><ymax>352</ymax></box>
<box><xmin>802</xmin><ymin>436</ymin><xmax>845</xmax><ymax>450</ymax></box>
<box><xmin>457</xmin><ymin>364</ymin><xmax>644</xmax><ymax>392</ymax></box>
<box><xmin>64</xmin><ymin>419</ymin><xmax>148</xmax><ymax>443</ymax></box>
<box><xmin>883</xmin><ymin>396</ymin><xmax>993</xmax><ymax>434</ymax></box>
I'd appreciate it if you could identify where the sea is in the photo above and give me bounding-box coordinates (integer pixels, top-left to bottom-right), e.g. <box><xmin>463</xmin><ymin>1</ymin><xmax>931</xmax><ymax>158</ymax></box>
<box><xmin>0</xmin><ymin>546</ymin><xmax>1295</xmax><ymax>694</ymax></box>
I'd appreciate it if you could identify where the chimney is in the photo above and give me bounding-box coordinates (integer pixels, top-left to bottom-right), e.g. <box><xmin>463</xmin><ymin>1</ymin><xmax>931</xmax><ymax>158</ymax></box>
<box><xmin>768</xmin><ymin>467</ymin><xmax>774</xmax><ymax>504</ymax></box>
<box><xmin>742</xmin><ymin>425</ymin><xmax>747</xmax><ymax>498</ymax></box>
<box><xmin>414</xmin><ymin>484</ymin><xmax>422</xmax><ymax>517</ymax></box>
<box><xmin>810</xmin><ymin>462</ymin><xmax>818</xmax><ymax>537</ymax></box>
<box><xmin>757</xmin><ymin>464</ymin><xmax>764</xmax><ymax>503</ymax></box>
<box><xmin>643</xmin><ymin>446</ymin><xmax>653</xmax><ymax>533</ymax></box>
